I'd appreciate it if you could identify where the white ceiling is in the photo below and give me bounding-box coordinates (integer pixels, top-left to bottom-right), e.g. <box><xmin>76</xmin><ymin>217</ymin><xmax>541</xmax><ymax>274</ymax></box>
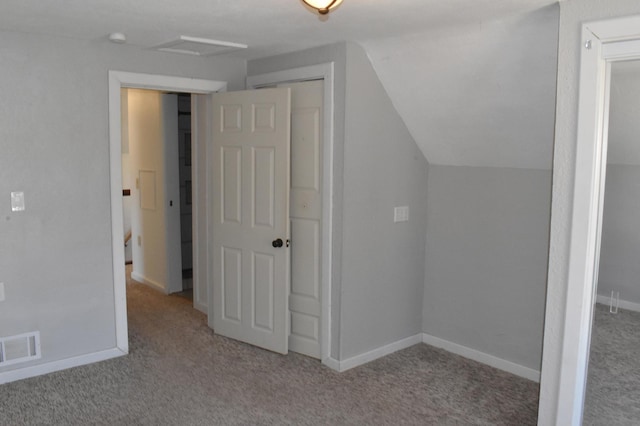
<box><xmin>0</xmin><ymin>0</ymin><xmax>559</xmax><ymax>169</ymax></box>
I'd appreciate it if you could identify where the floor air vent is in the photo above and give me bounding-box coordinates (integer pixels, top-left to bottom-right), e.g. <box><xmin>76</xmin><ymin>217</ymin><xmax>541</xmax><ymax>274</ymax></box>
<box><xmin>0</xmin><ymin>331</ymin><xmax>41</xmax><ymax>367</ymax></box>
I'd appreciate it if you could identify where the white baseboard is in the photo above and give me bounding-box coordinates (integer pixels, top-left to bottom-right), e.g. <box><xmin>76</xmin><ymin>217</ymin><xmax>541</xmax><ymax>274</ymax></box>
<box><xmin>596</xmin><ymin>294</ymin><xmax>640</xmax><ymax>313</ymax></box>
<box><xmin>130</xmin><ymin>271</ymin><xmax>166</xmax><ymax>293</ymax></box>
<box><xmin>321</xmin><ymin>356</ymin><xmax>341</xmax><ymax>371</ymax></box>
<box><xmin>193</xmin><ymin>301</ymin><xmax>208</xmax><ymax>315</ymax></box>
<box><xmin>324</xmin><ymin>334</ymin><xmax>423</xmax><ymax>372</ymax></box>
<box><xmin>0</xmin><ymin>348</ymin><xmax>126</xmax><ymax>385</ymax></box>
<box><xmin>422</xmin><ymin>333</ymin><xmax>540</xmax><ymax>382</ymax></box>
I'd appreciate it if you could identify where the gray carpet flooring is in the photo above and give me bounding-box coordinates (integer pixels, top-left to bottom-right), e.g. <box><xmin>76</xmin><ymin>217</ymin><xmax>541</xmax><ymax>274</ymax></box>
<box><xmin>584</xmin><ymin>304</ymin><xmax>640</xmax><ymax>425</ymax></box>
<box><xmin>0</xmin><ymin>273</ymin><xmax>539</xmax><ymax>425</ymax></box>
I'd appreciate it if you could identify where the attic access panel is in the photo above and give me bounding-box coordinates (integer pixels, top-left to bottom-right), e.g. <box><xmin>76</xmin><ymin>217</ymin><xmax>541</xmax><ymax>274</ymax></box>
<box><xmin>154</xmin><ymin>36</ymin><xmax>247</xmax><ymax>56</ymax></box>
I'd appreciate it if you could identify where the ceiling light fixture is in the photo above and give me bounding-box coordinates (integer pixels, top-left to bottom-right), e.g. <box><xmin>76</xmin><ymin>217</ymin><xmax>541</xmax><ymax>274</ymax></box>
<box><xmin>301</xmin><ymin>0</ymin><xmax>343</xmax><ymax>15</ymax></box>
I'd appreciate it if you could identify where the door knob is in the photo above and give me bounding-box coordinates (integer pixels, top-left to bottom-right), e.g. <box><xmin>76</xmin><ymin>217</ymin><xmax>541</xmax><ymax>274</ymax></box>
<box><xmin>272</xmin><ymin>238</ymin><xmax>284</xmax><ymax>248</ymax></box>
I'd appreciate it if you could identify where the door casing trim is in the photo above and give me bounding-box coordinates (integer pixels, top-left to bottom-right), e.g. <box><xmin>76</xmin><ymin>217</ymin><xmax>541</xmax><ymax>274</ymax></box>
<box><xmin>247</xmin><ymin>63</ymin><xmax>335</xmax><ymax>365</ymax></box>
<box><xmin>108</xmin><ymin>71</ymin><xmax>227</xmax><ymax>354</ymax></box>
<box><xmin>540</xmin><ymin>15</ymin><xmax>640</xmax><ymax>425</ymax></box>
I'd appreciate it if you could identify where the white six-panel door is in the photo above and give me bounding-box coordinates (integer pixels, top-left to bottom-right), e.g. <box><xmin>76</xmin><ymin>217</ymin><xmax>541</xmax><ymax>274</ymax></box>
<box><xmin>280</xmin><ymin>80</ymin><xmax>324</xmax><ymax>359</ymax></box>
<box><xmin>210</xmin><ymin>88</ymin><xmax>291</xmax><ymax>354</ymax></box>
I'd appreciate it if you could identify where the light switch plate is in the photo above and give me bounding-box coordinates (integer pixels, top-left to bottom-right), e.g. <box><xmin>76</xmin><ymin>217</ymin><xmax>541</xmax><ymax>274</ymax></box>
<box><xmin>11</xmin><ymin>191</ymin><xmax>25</xmax><ymax>212</ymax></box>
<box><xmin>0</xmin><ymin>282</ymin><xmax>5</xmax><ymax>302</ymax></box>
<box><xmin>394</xmin><ymin>206</ymin><xmax>409</xmax><ymax>223</ymax></box>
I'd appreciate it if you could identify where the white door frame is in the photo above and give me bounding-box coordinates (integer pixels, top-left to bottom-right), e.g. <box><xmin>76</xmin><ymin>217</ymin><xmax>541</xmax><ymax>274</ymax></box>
<box><xmin>542</xmin><ymin>15</ymin><xmax>640</xmax><ymax>426</ymax></box>
<box><xmin>108</xmin><ymin>71</ymin><xmax>226</xmax><ymax>354</ymax></box>
<box><xmin>247</xmin><ymin>63</ymin><xmax>335</xmax><ymax>364</ymax></box>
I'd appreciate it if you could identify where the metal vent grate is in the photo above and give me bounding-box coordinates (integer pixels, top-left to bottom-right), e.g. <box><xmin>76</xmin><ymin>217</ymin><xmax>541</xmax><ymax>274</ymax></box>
<box><xmin>0</xmin><ymin>331</ymin><xmax>41</xmax><ymax>367</ymax></box>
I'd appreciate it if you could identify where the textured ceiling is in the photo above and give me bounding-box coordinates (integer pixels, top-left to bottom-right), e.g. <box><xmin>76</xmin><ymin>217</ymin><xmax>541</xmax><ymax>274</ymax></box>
<box><xmin>0</xmin><ymin>0</ymin><xmax>559</xmax><ymax>169</ymax></box>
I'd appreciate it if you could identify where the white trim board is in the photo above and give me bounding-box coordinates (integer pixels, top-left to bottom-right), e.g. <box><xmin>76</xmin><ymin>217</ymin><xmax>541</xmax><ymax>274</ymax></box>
<box><xmin>247</xmin><ymin>63</ymin><xmax>335</xmax><ymax>365</ymax></box>
<box><xmin>325</xmin><ymin>334</ymin><xmax>422</xmax><ymax>372</ymax></box>
<box><xmin>130</xmin><ymin>271</ymin><xmax>166</xmax><ymax>294</ymax></box>
<box><xmin>0</xmin><ymin>348</ymin><xmax>125</xmax><ymax>385</ymax></box>
<box><xmin>422</xmin><ymin>334</ymin><xmax>540</xmax><ymax>382</ymax></box>
<box><xmin>596</xmin><ymin>294</ymin><xmax>640</xmax><ymax>313</ymax></box>
<box><xmin>319</xmin><ymin>332</ymin><xmax>539</xmax><ymax>382</ymax></box>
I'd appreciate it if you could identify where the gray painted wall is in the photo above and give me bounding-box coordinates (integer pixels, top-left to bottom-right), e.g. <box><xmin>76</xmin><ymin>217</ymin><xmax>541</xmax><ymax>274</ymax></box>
<box><xmin>248</xmin><ymin>42</ymin><xmax>429</xmax><ymax>360</ymax></box>
<box><xmin>597</xmin><ymin>65</ymin><xmax>640</xmax><ymax>305</ymax></box>
<box><xmin>598</xmin><ymin>164</ymin><xmax>640</xmax><ymax>304</ymax></box>
<box><xmin>0</xmin><ymin>27</ymin><xmax>551</xmax><ymax>385</ymax></box>
<box><xmin>540</xmin><ymin>2</ymin><xmax>640</xmax><ymax>423</ymax></box>
<box><xmin>608</xmin><ymin>65</ymin><xmax>640</xmax><ymax>165</ymax></box>
<box><xmin>423</xmin><ymin>165</ymin><xmax>551</xmax><ymax>371</ymax></box>
<box><xmin>340</xmin><ymin>43</ymin><xmax>427</xmax><ymax>359</ymax></box>
<box><xmin>0</xmin><ymin>30</ymin><xmax>244</xmax><ymax>371</ymax></box>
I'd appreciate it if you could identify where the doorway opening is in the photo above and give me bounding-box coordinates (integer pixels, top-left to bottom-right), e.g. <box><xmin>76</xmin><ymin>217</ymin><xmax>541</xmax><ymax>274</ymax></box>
<box><xmin>545</xmin><ymin>15</ymin><xmax>640</xmax><ymax>424</ymax></box>
<box><xmin>108</xmin><ymin>71</ymin><xmax>227</xmax><ymax>354</ymax></box>
<box><xmin>120</xmin><ymin>89</ymin><xmax>194</xmax><ymax>300</ymax></box>
<box><xmin>108</xmin><ymin>68</ymin><xmax>336</xmax><ymax>367</ymax></box>
<box><xmin>247</xmin><ymin>63</ymin><xmax>336</xmax><ymax>364</ymax></box>
<box><xmin>177</xmin><ymin>93</ymin><xmax>194</xmax><ymax>295</ymax></box>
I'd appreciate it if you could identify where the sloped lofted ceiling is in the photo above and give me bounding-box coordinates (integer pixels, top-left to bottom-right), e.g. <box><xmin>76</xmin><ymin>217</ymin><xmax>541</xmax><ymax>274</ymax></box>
<box><xmin>363</xmin><ymin>5</ymin><xmax>559</xmax><ymax>170</ymax></box>
<box><xmin>0</xmin><ymin>0</ymin><xmax>559</xmax><ymax>169</ymax></box>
